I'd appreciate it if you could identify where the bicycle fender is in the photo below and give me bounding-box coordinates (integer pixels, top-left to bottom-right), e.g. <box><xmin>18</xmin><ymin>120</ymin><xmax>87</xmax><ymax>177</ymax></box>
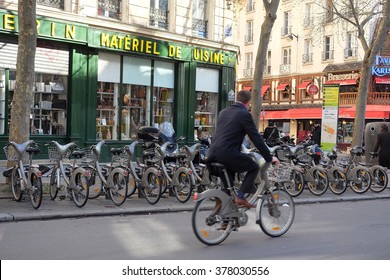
<box><xmin>172</xmin><ymin>166</ymin><xmax>195</xmax><ymax>186</ymax></box>
<box><xmin>328</xmin><ymin>166</ymin><xmax>345</xmax><ymax>182</ymax></box>
<box><xmin>70</xmin><ymin>167</ymin><xmax>90</xmax><ymax>186</ymax></box>
<box><xmin>107</xmin><ymin>167</ymin><xmax>128</xmax><ymax>186</ymax></box>
<box><xmin>141</xmin><ymin>167</ymin><xmax>160</xmax><ymax>187</ymax></box>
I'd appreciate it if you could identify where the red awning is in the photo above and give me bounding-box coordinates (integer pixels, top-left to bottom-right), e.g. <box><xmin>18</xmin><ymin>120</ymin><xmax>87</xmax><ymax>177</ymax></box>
<box><xmin>261</xmin><ymin>85</ymin><xmax>270</xmax><ymax>96</ymax></box>
<box><xmin>338</xmin><ymin>105</ymin><xmax>390</xmax><ymax>119</ymax></box>
<box><xmin>261</xmin><ymin>107</ymin><xmax>348</xmax><ymax>120</ymax></box>
<box><xmin>243</xmin><ymin>86</ymin><xmax>252</xmax><ymax>90</ymax></box>
<box><xmin>298</xmin><ymin>81</ymin><xmax>312</xmax><ymax>89</ymax></box>
<box><xmin>276</xmin><ymin>83</ymin><xmax>290</xmax><ymax>91</ymax></box>
<box><xmin>324</xmin><ymin>79</ymin><xmax>357</xmax><ymax>85</ymax></box>
<box><xmin>375</xmin><ymin>77</ymin><xmax>390</xmax><ymax>84</ymax></box>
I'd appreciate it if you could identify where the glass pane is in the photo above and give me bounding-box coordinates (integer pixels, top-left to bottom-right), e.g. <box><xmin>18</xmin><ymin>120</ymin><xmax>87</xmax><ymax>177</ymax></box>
<box><xmin>194</xmin><ymin>91</ymin><xmax>218</xmax><ymax>140</ymax></box>
<box><xmin>0</xmin><ymin>69</ymin><xmax>5</xmax><ymax>134</ymax></box>
<box><xmin>96</xmin><ymin>82</ymin><xmax>119</xmax><ymax>140</ymax></box>
<box><xmin>153</xmin><ymin>87</ymin><xmax>174</xmax><ymax>127</ymax></box>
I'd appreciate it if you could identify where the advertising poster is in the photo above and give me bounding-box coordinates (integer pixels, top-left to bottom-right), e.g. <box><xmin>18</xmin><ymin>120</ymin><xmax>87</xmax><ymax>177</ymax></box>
<box><xmin>321</xmin><ymin>85</ymin><xmax>340</xmax><ymax>151</ymax></box>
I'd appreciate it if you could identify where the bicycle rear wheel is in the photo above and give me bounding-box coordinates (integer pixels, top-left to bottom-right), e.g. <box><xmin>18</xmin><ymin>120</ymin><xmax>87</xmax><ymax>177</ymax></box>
<box><xmin>370</xmin><ymin>167</ymin><xmax>388</xmax><ymax>193</ymax></box>
<box><xmin>109</xmin><ymin>170</ymin><xmax>128</xmax><ymax>206</ymax></box>
<box><xmin>173</xmin><ymin>170</ymin><xmax>193</xmax><ymax>203</ymax></box>
<box><xmin>257</xmin><ymin>189</ymin><xmax>295</xmax><ymax>237</ymax></box>
<box><xmin>71</xmin><ymin>171</ymin><xmax>89</xmax><ymax>208</ymax></box>
<box><xmin>192</xmin><ymin>196</ymin><xmax>231</xmax><ymax>245</ymax></box>
<box><xmin>143</xmin><ymin>170</ymin><xmax>162</xmax><ymax>205</ymax></box>
<box><xmin>350</xmin><ymin>167</ymin><xmax>371</xmax><ymax>194</ymax></box>
<box><xmin>283</xmin><ymin>169</ymin><xmax>304</xmax><ymax>197</ymax></box>
<box><xmin>30</xmin><ymin>173</ymin><xmax>43</xmax><ymax>209</ymax></box>
<box><xmin>127</xmin><ymin>172</ymin><xmax>137</xmax><ymax>197</ymax></box>
<box><xmin>307</xmin><ymin>168</ymin><xmax>329</xmax><ymax>196</ymax></box>
<box><xmin>11</xmin><ymin>168</ymin><xmax>23</xmax><ymax>202</ymax></box>
<box><xmin>85</xmin><ymin>167</ymin><xmax>103</xmax><ymax>199</ymax></box>
<box><xmin>329</xmin><ymin>169</ymin><xmax>348</xmax><ymax>195</ymax></box>
<box><xmin>49</xmin><ymin>166</ymin><xmax>60</xmax><ymax>200</ymax></box>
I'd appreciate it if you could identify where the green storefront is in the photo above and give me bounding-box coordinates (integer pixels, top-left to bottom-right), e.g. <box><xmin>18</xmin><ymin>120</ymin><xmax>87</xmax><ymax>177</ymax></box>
<box><xmin>0</xmin><ymin>10</ymin><xmax>236</xmax><ymax>160</ymax></box>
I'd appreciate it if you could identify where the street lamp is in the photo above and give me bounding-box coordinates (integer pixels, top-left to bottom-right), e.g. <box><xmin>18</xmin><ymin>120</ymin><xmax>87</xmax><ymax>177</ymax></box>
<box><xmin>287</xmin><ymin>33</ymin><xmax>298</xmax><ymax>41</ymax></box>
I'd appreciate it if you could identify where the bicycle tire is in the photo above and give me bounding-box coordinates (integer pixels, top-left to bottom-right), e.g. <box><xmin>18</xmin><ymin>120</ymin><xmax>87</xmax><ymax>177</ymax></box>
<box><xmin>173</xmin><ymin>170</ymin><xmax>193</xmax><ymax>203</ymax></box>
<box><xmin>86</xmin><ymin>167</ymin><xmax>103</xmax><ymax>199</ymax></box>
<box><xmin>143</xmin><ymin>170</ymin><xmax>162</xmax><ymax>205</ymax></box>
<box><xmin>29</xmin><ymin>173</ymin><xmax>43</xmax><ymax>209</ymax></box>
<box><xmin>329</xmin><ymin>169</ymin><xmax>348</xmax><ymax>195</ymax></box>
<box><xmin>307</xmin><ymin>168</ymin><xmax>329</xmax><ymax>196</ymax></box>
<box><xmin>49</xmin><ymin>166</ymin><xmax>60</xmax><ymax>200</ymax></box>
<box><xmin>11</xmin><ymin>167</ymin><xmax>23</xmax><ymax>202</ymax></box>
<box><xmin>71</xmin><ymin>171</ymin><xmax>89</xmax><ymax>208</ymax></box>
<box><xmin>127</xmin><ymin>172</ymin><xmax>137</xmax><ymax>197</ymax></box>
<box><xmin>369</xmin><ymin>166</ymin><xmax>388</xmax><ymax>193</ymax></box>
<box><xmin>192</xmin><ymin>196</ymin><xmax>231</xmax><ymax>245</ymax></box>
<box><xmin>350</xmin><ymin>167</ymin><xmax>371</xmax><ymax>194</ymax></box>
<box><xmin>283</xmin><ymin>169</ymin><xmax>305</xmax><ymax>197</ymax></box>
<box><xmin>108</xmin><ymin>170</ymin><xmax>128</xmax><ymax>206</ymax></box>
<box><xmin>258</xmin><ymin>189</ymin><xmax>295</xmax><ymax>237</ymax></box>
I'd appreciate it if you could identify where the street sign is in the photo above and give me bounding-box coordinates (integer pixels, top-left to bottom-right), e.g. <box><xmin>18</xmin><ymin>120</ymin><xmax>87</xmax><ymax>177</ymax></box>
<box><xmin>307</xmin><ymin>84</ymin><xmax>319</xmax><ymax>95</ymax></box>
<box><xmin>261</xmin><ymin>110</ymin><xmax>267</xmax><ymax>118</ymax></box>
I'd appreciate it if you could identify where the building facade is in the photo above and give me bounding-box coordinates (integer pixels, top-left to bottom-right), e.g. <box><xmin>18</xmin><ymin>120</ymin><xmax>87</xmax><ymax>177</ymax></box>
<box><xmin>0</xmin><ymin>0</ymin><xmax>238</xmax><ymax>159</ymax></box>
<box><xmin>236</xmin><ymin>0</ymin><xmax>390</xmax><ymax>148</ymax></box>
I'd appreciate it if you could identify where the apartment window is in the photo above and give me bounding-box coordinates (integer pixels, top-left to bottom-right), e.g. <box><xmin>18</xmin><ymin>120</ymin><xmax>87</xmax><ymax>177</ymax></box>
<box><xmin>281</xmin><ymin>12</ymin><xmax>291</xmax><ymax>36</ymax></box>
<box><xmin>303</xmin><ymin>3</ymin><xmax>313</xmax><ymax>27</ymax></box>
<box><xmin>246</xmin><ymin>0</ymin><xmax>255</xmax><ymax>12</ymax></box>
<box><xmin>264</xmin><ymin>50</ymin><xmax>271</xmax><ymax>75</ymax></box>
<box><xmin>322</xmin><ymin>36</ymin><xmax>334</xmax><ymax>61</ymax></box>
<box><xmin>345</xmin><ymin>31</ymin><xmax>357</xmax><ymax>58</ymax></box>
<box><xmin>150</xmin><ymin>0</ymin><xmax>169</xmax><ymax>30</ymax></box>
<box><xmin>98</xmin><ymin>0</ymin><xmax>121</xmax><ymax>19</ymax></box>
<box><xmin>244</xmin><ymin>53</ymin><xmax>253</xmax><ymax>77</ymax></box>
<box><xmin>245</xmin><ymin>20</ymin><xmax>254</xmax><ymax>43</ymax></box>
<box><xmin>37</xmin><ymin>0</ymin><xmax>64</xmax><ymax>9</ymax></box>
<box><xmin>280</xmin><ymin>48</ymin><xmax>291</xmax><ymax>73</ymax></box>
<box><xmin>192</xmin><ymin>0</ymin><xmax>208</xmax><ymax>38</ymax></box>
<box><xmin>303</xmin><ymin>38</ymin><xmax>313</xmax><ymax>63</ymax></box>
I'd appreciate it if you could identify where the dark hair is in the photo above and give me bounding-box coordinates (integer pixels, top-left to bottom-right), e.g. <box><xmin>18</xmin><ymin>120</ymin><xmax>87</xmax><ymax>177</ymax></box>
<box><xmin>381</xmin><ymin>123</ymin><xmax>389</xmax><ymax>131</ymax></box>
<box><xmin>268</xmin><ymin>121</ymin><xmax>275</xmax><ymax>126</ymax></box>
<box><xmin>237</xmin><ymin>90</ymin><xmax>251</xmax><ymax>104</ymax></box>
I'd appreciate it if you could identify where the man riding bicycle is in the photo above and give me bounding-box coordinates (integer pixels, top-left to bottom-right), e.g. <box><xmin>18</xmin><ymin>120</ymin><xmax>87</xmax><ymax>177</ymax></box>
<box><xmin>207</xmin><ymin>90</ymin><xmax>274</xmax><ymax>208</ymax></box>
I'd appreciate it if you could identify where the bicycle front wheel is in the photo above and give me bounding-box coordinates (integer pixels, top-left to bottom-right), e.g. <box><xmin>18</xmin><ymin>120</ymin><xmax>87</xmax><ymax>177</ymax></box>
<box><xmin>109</xmin><ymin>170</ymin><xmax>128</xmax><ymax>206</ymax></box>
<box><xmin>173</xmin><ymin>170</ymin><xmax>193</xmax><ymax>203</ymax></box>
<box><xmin>192</xmin><ymin>196</ymin><xmax>231</xmax><ymax>245</ymax></box>
<box><xmin>329</xmin><ymin>169</ymin><xmax>348</xmax><ymax>195</ymax></box>
<box><xmin>85</xmin><ymin>167</ymin><xmax>103</xmax><ymax>199</ymax></box>
<box><xmin>350</xmin><ymin>167</ymin><xmax>371</xmax><ymax>194</ymax></box>
<box><xmin>283</xmin><ymin>169</ymin><xmax>304</xmax><ymax>197</ymax></box>
<box><xmin>11</xmin><ymin>167</ymin><xmax>23</xmax><ymax>202</ymax></box>
<box><xmin>370</xmin><ymin>167</ymin><xmax>388</xmax><ymax>193</ymax></box>
<box><xmin>127</xmin><ymin>172</ymin><xmax>137</xmax><ymax>197</ymax></box>
<box><xmin>258</xmin><ymin>189</ymin><xmax>295</xmax><ymax>237</ymax></box>
<box><xmin>307</xmin><ymin>168</ymin><xmax>329</xmax><ymax>196</ymax></box>
<box><xmin>30</xmin><ymin>173</ymin><xmax>43</xmax><ymax>209</ymax></box>
<box><xmin>49</xmin><ymin>166</ymin><xmax>60</xmax><ymax>200</ymax></box>
<box><xmin>71</xmin><ymin>171</ymin><xmax>89</xmax><ymax>208</ymax></box>
<box><xmin>143</xmin><ymin>170</ymin><xmax>162</xmax><ymax>205</ymax></box>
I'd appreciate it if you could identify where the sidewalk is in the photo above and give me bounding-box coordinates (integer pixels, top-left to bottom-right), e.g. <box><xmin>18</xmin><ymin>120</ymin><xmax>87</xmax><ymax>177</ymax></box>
<box><xmin>1</xmin><ymin>182</ymin><xmax>390</xmax><ymax>222</ymax></box>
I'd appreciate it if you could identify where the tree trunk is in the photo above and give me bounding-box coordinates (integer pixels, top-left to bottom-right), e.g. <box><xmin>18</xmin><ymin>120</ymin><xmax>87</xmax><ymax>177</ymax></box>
<box><xmin>251</xmin><ymin>0</ymin><xmax>280</xmax><ymax>130</ymax></box>
<box><xmin>7</xmin><ymin>0</ymin><xmax>37</xmax><ymax>176</ymax></box>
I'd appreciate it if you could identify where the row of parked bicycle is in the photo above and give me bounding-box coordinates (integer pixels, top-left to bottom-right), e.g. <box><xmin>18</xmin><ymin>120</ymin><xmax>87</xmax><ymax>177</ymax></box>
<box><xmin>3</xmin><ymin>122</ymin><xmax>388</xmax><ymax>210</ymax></box>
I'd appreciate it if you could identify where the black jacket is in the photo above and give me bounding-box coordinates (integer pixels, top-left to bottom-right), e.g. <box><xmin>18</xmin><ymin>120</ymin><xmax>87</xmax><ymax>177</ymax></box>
<box><xmin>208</xmin><ymin>102</ymin><xmax>272</xmax><ymax>162</ymax></box>
<box><xmin>374</xmin><ymin>130</ymin><xmax>390</xmax><ymax>156</ymax></box>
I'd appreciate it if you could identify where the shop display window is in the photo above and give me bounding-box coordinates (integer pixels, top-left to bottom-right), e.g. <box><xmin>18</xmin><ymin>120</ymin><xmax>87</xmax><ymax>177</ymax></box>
<box><xmin>96</xmin><ymin>81</ymin><xmax>119</xmax><ymax>140</ymax></box>
<box><xmin>0</xmin><ymin>69</ymin><xmax>5</xmax><ymax>134</ymax></box>
<box><xmin>194</xmin><ymin>91</ymin><xmax>218</xmax><ymax>139</ymax></box>
<box><xmin>153</xmin><ymin>87</ymin><xmax>174</xmax><ymax>127</ymax></box>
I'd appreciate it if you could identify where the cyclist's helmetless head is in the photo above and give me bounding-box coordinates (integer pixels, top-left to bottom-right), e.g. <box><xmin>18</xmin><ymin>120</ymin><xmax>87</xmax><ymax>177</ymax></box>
<box><xmin>237</xmin><ymin>90</ymin><xmax>251</xmax><ymax>105</ymax></box>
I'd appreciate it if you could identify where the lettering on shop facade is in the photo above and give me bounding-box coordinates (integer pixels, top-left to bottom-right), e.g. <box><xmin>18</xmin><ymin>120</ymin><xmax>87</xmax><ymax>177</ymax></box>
<box><xmin>372</xmin><ymin>55</ymin><xmax>390</xmax><ymax>76</ymax></box>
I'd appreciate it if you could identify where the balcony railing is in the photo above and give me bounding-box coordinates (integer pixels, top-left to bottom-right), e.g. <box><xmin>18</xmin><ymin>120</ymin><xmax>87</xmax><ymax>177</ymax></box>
<box><xmin>37</xmin><ymin>0</ymin><xmax>64</xmax><ymax>9</ymax></box>
<box><xmin>243</xmin><ymin>68</ymin><xmax>253</xmax><ymax>77</ymax></box>
<box><xmin>302</xmin><ymin>53</ymin><xmax>313</xmax><ymax>64</ymax></box>
<box><xmin>264</xmin><ymin>65</ymin><xmax>271</xmax><ymax>76</ymax></box>
<box><xmin>244</xmin><ymin>34</ymin><xmax>254</xmax><ymax>44</ymax></box>
<box><xmin>322</xmin><ymin>50</ymin><xmax>334</xmax><ymax>61</ymax></box>
<box><xmin>192</xmin><ymin>19</ymin><xmax>208</xmax><ymax>38</ymax></box>
<box><xmin>150</xmin><ymin>8</ymin><xmax>169</xmax><ymax>30</ymax></box>
<box><xmin>281</xmin><ymin>26</ymin><xmax>291</xmax><ymax>37</ymax></box>
<box><xmin>98</xmin><ymin>0</ymin><xmax>121</xmax><ymax>20</ymax></box>
<box><xmin>280</xmin><ymin>64</ymin><xmax>291</xmax><ymax>73</ymax></box>
<box><xmin>344</xmin><ymin>47</ymin><xmax>358</xmax><ymax>58</ymax></box>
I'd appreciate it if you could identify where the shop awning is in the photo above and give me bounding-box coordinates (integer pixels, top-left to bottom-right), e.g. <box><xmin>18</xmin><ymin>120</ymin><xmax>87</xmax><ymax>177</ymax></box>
<box><xmin>260</xmin><ymin>110</ymin><xmax>289</xmax><ymax>120</ymax></box>
<box><xmin>276</xmin><ymin>83</ymin><xmax>290</xmax><ymax>90</ymax></box>
<box><xmin>243</xmin><ymin>86</ymin><xmax>252</xmax><ymax>90</ymax></box>
<box><xmin>262</xmin><ymin>107</ymin><xmax>348</xmax><ymax>120</ymax></box>
<box><xmin>375</xmin><ymin>77</ymin><xmax>390</xmax><ymax>84</ymax></box>
<box><xmin>298</xmin><ymin>81</ymin><xmax>312</xmax><ymax>89</ymax></box>
<box><xmin>324</xmin><ymin>79</ymin><xmax>357</xmax><ymax>85</ymax></box>
<box><xmin>261</xmin><ymin>85</ymin><xmax>270</xmax><ymax>96</ymax></box>
<box><xmin>339</xmin><ymin>105</ymin><xmax>390</xmax><ymax>119</ymax></box>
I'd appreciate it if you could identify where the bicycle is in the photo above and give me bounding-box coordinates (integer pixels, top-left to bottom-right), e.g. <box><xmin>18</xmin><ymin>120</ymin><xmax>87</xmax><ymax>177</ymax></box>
<box><xmin>192</xmin><ymin>153</ymin><xmax>295</xmax><ymax>246</ymax></box>
<box><xmin>360</xmin><ymin>151</ymin><xmax>388</xmax><ymax>193</ymax></box>
<box><xmin>320</xmin><ymin>146</ymin><xmax>348</xmax><ymax>195</ymax></box>
<box><xmin>3</xmin><ymin>140</ymin><xmax>43</xmax><ymax>209</ymax></box>
<box><xmin>46</xmin><ymin>141</ymin><xmax>91</xmax><ymax>208</ymax></box>
<box><xmin>83</xmin><ymin>140</ymin><xmax>129</xmax><ymax>206</ymax></box>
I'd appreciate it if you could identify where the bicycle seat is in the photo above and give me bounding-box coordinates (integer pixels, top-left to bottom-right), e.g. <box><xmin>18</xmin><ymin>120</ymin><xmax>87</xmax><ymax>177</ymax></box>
<box><xmin>26</xmin><ymin>146</ymin><xmax>40</xmax><ymax>155</ymax></box>
<box><xmin>52</xmin><ymin>141</ymin><xmax>76</xmax><ymax>155</ymax></box>
<box><xmin>9</xmin><ymin>140</ymin><xmax>35</xmax><ymax>154</ymax></box>
<box><xmin>110</xmin><ymin>147</ymin><xmax>123</xmax><ymax>156</ymax></box>
<box><xmin>183</xmin><ymin>143</ymin><xmax>201</xmax><ymax>157</ymax></box>
<box><xmin>327</xmin><ymin>153</ymin><xmax>337</xmax><ymax>160</ymax></box>
<box><xmin>125</xmin><ymin>141</ymin><xmax>139</xmax><ymax>156</ymax></box>
<box><xmin>71</xmin><ymin>150</ymin><xmax>86</xmax><ymax>159</ymax></box>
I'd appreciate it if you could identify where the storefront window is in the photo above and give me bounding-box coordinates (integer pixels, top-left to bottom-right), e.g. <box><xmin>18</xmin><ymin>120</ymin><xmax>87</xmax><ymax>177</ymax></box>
<box><xmin>0</xmin><ymin>69</ymin><xmax>6</xmax><ymax>134</ymax></box>
<box><xmin>153</xmin><ymin>61</ymin><xmax>174</xmax><ymax>127</ymax></box>
<box><xmin>338</xmin><ymin>120</ymin><xmax>353</xmax><ymax>143</ymax></box>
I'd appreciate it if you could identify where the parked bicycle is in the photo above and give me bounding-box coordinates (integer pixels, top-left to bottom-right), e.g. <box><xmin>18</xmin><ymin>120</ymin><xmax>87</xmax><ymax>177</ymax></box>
<box><xmin>83</xmin><ymin>140</ymin><xmax>129</xmax><ymax>206</ymax></box>
<box><xmin>3</xmin><ymin>140</ymin><xmax>43</xmax><ymax>209</ymax></box>
<box><xmin>192</xmin><ymin>150</ymin><xmax>295</xmax><ymax>246</ymax></box>
<box><xmin>320</xmin><ymin>146</ymin><xmax>348</xmax><ymax>195</ymax></box>
<box><xmin>46</xmin><ymin>141</ymin><xmax>91</xmax><ymax>208</ymax></box>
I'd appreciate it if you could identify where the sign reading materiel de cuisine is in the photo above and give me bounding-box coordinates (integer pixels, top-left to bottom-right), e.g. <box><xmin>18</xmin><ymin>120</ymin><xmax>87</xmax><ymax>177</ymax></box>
<box><xmin>0</xmin><ymin>10</ymin><xmax>235</xmax><ymax>67</ymax></box>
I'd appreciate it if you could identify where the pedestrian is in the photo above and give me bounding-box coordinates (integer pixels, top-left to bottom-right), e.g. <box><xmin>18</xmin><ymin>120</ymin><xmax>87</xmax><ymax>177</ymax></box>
<box><xmin>373</xmin><ymin>123</ymin><xmax>390</xmax><ymax>168</ymax></box>
<box><xmin>311</xmin><ymin>123</ymin><xmax>321</xmax><ymax>145</ymax></box>
<box><xmin>263</xmin><ymin>121</ymin><xmax>280</xmax><ymax>147</ymax></box>
<box><xmin>207</xmin><ymin>90</ymin><xmax>275</xmax><ymax>208</ymax></box>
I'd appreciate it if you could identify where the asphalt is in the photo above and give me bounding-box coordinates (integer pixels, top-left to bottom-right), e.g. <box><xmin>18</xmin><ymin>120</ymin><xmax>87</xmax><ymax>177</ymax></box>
<box><xmin>1</xmin><ymin>175</ymin><xmax>390</xmax><ymax>223</ymax></box>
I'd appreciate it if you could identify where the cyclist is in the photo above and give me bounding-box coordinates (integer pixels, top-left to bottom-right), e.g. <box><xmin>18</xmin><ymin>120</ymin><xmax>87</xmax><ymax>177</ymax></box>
<box><xmin>207</xmin><ymin>90</ymin><xmax>274</xmax><ymax>208</ymax></box>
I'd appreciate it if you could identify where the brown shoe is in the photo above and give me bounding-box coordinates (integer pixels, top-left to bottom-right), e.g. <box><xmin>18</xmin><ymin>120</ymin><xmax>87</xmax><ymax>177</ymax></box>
<box><xmin>234</xmin><ymin>197</ymin><xmax>256</xmax><ymax>208</ymax></box>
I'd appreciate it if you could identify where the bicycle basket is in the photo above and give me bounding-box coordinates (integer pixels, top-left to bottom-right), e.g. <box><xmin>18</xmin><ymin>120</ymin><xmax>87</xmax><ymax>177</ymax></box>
<box><xmin>268</xmin><ymin>163</ymin><xmax>292</xmax><ymax>182</ymax></box>
<box><xmin>78</xmin><ymin>147</ymin><xmax>97</xmax><ymax>163</ymax></box>
<box><xmin>276</xmin><ymin>148</ymin><xmax>290</xmax><ymax>162</ymax></box>
<box><xmin>3</xmin><ymin>145</ymin><xmax>28</xmax><ymax>163</ymax></box>
<box><xmin>47</xmin><ymin>145</ymin><xmax>71</xmax><ymax>161</ymax></box>
<box><xmin>296</xmin><ymin>149</ymin><xmax>312</xmax><ymax>164</ymax></box>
